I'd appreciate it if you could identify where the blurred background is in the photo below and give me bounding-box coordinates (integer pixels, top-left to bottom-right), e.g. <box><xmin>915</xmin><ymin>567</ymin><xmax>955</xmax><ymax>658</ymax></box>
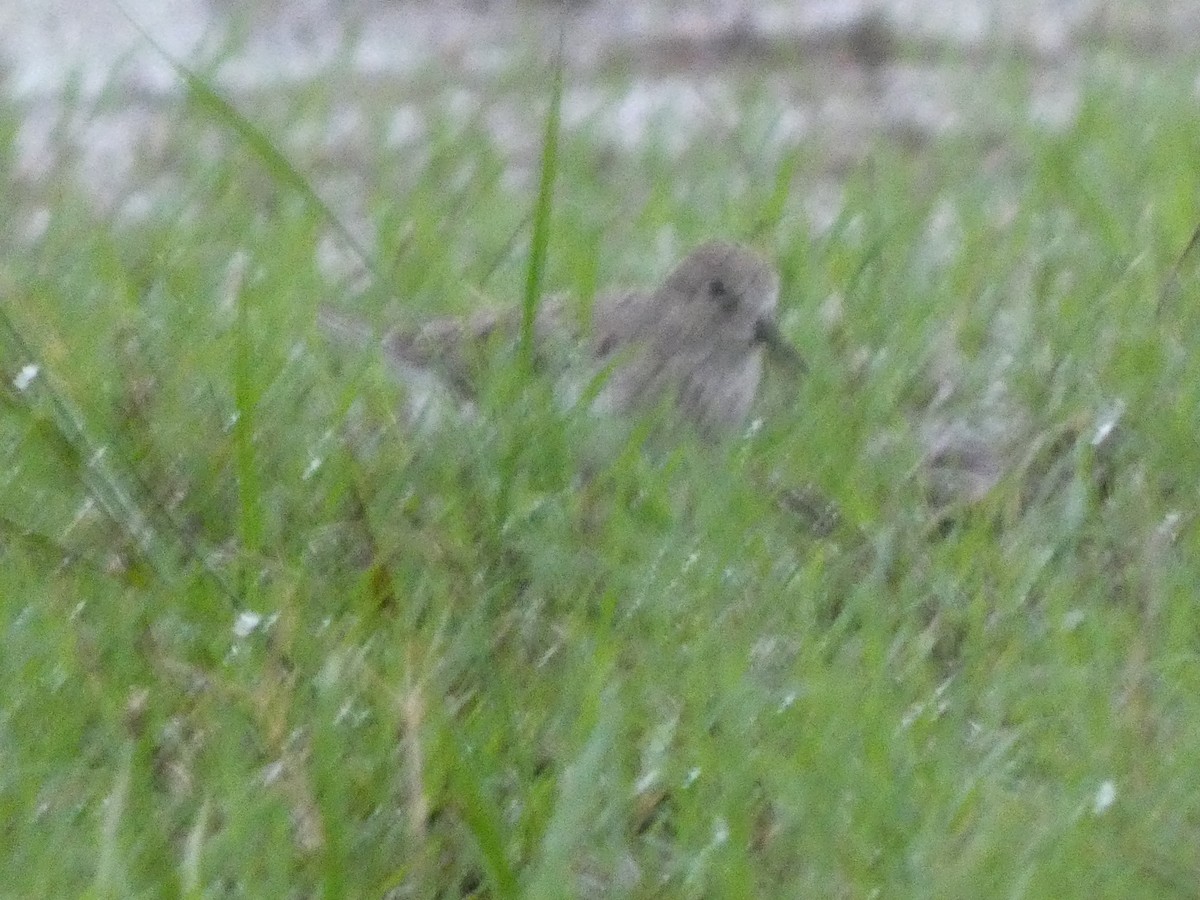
<box><xmin>5</xmin><ymin>0</ymin><xmax>1198</xmax><ymax>229</ymax></box>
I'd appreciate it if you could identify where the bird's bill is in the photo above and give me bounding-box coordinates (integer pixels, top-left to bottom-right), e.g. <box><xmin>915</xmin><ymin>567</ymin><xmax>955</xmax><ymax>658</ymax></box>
<box><xmin>754</xmin><ymin>319</ymin><xmax>808</xmax><ymax>373</ymax></box>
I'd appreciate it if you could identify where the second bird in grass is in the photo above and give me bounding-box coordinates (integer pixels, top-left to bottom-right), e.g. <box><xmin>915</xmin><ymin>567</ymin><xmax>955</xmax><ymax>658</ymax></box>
<box><xmin>321</xmin><ymin>240</ymin><xmax>804</xmax><ymax>437</ymax></box>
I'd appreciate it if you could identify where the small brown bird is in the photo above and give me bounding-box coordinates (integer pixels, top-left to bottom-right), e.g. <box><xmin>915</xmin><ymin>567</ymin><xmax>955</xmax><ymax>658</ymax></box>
<box><xmin>321</xmin><ymin>240</ymin><xmax>803</xmax><ymax>436</ymax></box>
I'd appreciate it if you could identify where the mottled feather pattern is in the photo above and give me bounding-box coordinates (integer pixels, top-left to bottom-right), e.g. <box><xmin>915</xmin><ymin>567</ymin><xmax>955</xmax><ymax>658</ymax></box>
<box><xmin>321</xmin><ymin>241</ymin><xmax>802</xmax><ymax>436</ymax></box>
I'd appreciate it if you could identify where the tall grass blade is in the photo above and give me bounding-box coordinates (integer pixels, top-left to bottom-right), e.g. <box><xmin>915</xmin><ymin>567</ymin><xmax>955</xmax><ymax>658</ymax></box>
<box><xmin>180</xmin><ymin>799</ymin><xmax>210</xmax><ymax>898</ymax></box>
<box><xmin>440</xmin><ymin>717</ymin><xmax>520</xmax><ymax>898</ymax></box>
<box><xmin>751</xmin><ymin>148</ymin><xmax>803</xmax><ymax>240</ymax></box>
<box><xmin>94</xmin><ymin>745</ymin><xmax>133</xmax><ymax>897</ymax></box>
<box><xmin>518</xmin><ymin>30</ymin><xmax>565</xmax><ymax>374</ymax></box>
<box><xmin>0</xmin><ymin>307</ymin><xmax>172</xmax><ymax>580</ymax></box>
<box><xmin>0</xmin><ymin>302</ymin><xmax>239</xmax><ymax>602</ymax></box>
<box><xmin>114</xmin><ymin>2</ymin><xmax>378</xmax><ymax>277</ymax></box>
<box><xmin>525</xmin><ymin>681</ymin><xmax>621</xmax><ymax>900</ymax></box>
<box><xmin>494</xmin><ymin>30</ymin><xmax>566</xmax><ymax>531</ymax></box>
<box><xmin>229</xmin><ymin>256</ymin><xmax>264</xmax><ymax>605</ymax></box>
<box><xmin>1158</xmin><ymin>218</ymin><xmax>1200</xmax><ymax>315</ymax></box>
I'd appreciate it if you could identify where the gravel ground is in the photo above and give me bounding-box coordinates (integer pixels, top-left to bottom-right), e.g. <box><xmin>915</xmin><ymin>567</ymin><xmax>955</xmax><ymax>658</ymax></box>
<box><xmin>2</xmin><ymin>0</ymin><xmax>1198</xmax><ymax>224</ymax></box>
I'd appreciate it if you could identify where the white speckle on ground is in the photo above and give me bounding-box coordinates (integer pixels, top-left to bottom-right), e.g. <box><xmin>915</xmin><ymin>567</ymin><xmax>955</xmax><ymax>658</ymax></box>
<box><xmin>12</xmin><ymin>364</ymin><xmax>40</xmax><ymax>391</ymax></box>
<box><xmin>233</xmin><ymin>609</ymin><xmax>263</xmax><ymax>637</ymax></box>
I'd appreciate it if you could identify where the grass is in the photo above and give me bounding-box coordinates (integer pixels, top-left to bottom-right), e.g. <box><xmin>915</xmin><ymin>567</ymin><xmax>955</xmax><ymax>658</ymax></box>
<box><xmin>2</xmin><ymin>31</ymin><xmax>1200</xmax><ymax>897</ymax></box>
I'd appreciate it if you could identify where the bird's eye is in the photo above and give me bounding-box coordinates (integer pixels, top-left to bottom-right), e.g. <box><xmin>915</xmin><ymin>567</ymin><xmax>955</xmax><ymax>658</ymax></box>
<box><xmin>708</xmin><ymin>278</ymin><xmax>737</xmax><ymax>312</ymax></box>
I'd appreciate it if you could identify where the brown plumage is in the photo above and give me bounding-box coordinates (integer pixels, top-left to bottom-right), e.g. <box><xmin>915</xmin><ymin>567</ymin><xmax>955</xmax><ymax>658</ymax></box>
<box><xmin>322</xmin><ymin>241</ymin><xmax>803</xmax><ymax>436</ymax></box>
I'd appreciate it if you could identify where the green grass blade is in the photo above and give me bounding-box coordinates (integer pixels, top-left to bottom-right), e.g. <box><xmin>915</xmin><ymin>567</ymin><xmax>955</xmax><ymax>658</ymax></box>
<box><xmin>230</xmin><ymin>256</ymin><xmax>264</xmax><ymax>605</ymax></box>
<box><xmin>494</xmin><ymin>32</ymin><xmax>565</xmax><ymax>531</ymax></box>
<box><xmin>751</xmin><ymin>147</ymin><xmax>803</xmax><ymax>240</ymax></box>
<box><xmin>179</xmin><ymin>799</ymin><xmax>210</xmax><ymax>898</ymax></box>
<box><xmin>518</xmin><ymin>32</ymin><xmax>565</xmax><ymax>374</ymax></box>
<box><xmin>525</xmin><ymin>681</ymin><xmax>621</xmax><ymax>900</ymax></box>
<box><xmin>0</xmin><ymin>307</ymin><xmax>168</xmax><ymax>576</ymax></box>
<box><xmin>0</xmin><ymin>301</ymin><xmax>239</xmax><ymax>602</ymax></box>
<box><xmin>93</xmin><ymin>745</ymin><xmax>133</xmax><ymax>897</ymax></box>
<box><xmin>1158</xmin><ymin>218</ymin><xmax>1200</xmax><ymax>315</ymax></box>
<box><xmin>114</xmin><ymin>2</ymin><xmax>378</xmax><ymax>277</ymax></box>
<box><xmin>440</xmin><ymin>718</ymin><xmax>520</xmax><ymax>898</ymax></box>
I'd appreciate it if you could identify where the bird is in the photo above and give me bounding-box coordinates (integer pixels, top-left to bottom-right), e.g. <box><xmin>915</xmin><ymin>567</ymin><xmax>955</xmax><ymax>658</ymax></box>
<box><xmin>320</xmin><ymin>240</ymin><xmax>804</xmax><ymax>438</ymax></box>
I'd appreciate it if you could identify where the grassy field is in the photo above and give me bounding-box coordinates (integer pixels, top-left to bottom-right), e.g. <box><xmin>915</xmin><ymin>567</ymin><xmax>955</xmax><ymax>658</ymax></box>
<box><xmin>2</xmin><ymin>36</ymin><xmax>1200</xmax><ymax>897</ymax></box>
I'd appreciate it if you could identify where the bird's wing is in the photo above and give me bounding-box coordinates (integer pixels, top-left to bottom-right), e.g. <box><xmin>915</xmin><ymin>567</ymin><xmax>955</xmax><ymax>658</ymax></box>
<box><xmin>590</xmin><ymin>288</ymin><xmax>655</xmax><ymax>358</ymax></box>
